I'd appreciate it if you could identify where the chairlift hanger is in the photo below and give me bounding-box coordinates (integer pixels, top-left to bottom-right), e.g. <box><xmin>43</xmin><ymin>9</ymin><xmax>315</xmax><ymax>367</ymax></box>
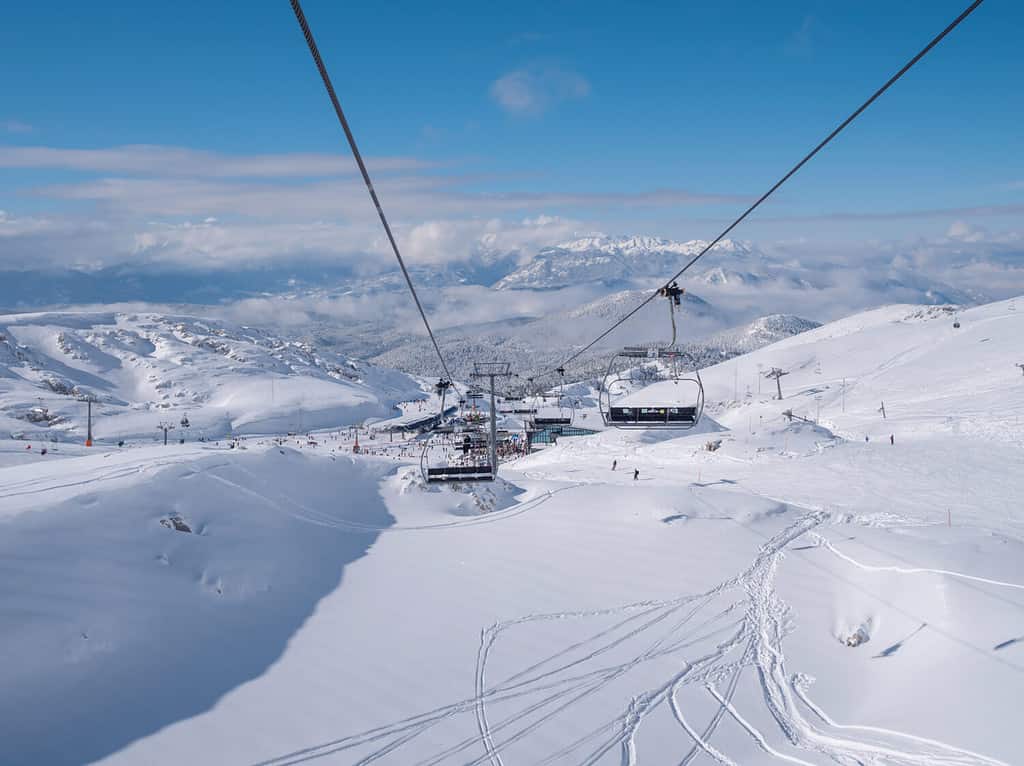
<box><xmin>600</xmin><ymin>287</ymin><xmax>705</xmax><ymax>430</ymax></box>
<box><xmin>529</xmin><ymin>367</ymin><xmax>575</xmax><ymax>427</ymax></box>
<box><xmin>420</xmin><ymin>431</ymin><xmax>494</xmax><ymax>483</ymax></box>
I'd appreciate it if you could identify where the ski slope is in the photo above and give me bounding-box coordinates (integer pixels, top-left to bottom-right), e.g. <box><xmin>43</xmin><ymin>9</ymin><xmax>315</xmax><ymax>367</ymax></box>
<box><xmin>2</xmin><ymin>298</ymin><xmax>1023</xmax><ymax>765</ymax></box>
<box><xmin>0</xmin><ymin>311</ymin><xmax>425</xmax><ymax>446</ymax></box>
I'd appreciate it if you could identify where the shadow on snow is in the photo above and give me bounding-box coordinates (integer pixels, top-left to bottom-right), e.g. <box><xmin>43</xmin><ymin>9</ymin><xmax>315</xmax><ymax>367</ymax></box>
<box><xmin>0</xmin><ymin>448</ymin><xmax>394</xmax><ymax>766</ymax></box>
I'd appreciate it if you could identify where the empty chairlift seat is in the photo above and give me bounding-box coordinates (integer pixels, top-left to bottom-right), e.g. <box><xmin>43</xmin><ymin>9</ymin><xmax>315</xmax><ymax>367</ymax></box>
<box><xmin>532</xmin><ymin>416</ymin><xmax>572</xmax><ymax>426</ymax></box>
<box><xmin>608</xmin><ymin>406</ymin><xmax>697</xmax><ymax>426</ymax></box>
<box><xmin>598</xmin><ymin>284</ymin><xmax>705</xmax><ymax>431</ymax></box>
<box><xmin>425</xmin><ymin>464</ymin><xmax>495</xmax><ymax>482</ymax></box>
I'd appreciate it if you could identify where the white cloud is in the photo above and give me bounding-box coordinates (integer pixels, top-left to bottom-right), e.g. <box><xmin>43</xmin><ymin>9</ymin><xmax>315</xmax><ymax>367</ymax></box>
<box><xmin>0</xmin><ymin>210</ymin><xmax>54</xmax><ymax>238</ymax></box>
<box><xmin>945</xmin><ymin>220</ymin><xmax>986</xmax><ymax>242</ymax></box>
<box><xmin>490</xmin><ymin>66</ymin><xmax>591</xmax><ymax>115</ymax></box>
<box><xmin>489</xmin><ymin>215</ymin><xmax>581</xmax><ymax>254</ymax></box>
<box><xmin>714</xmin><ymin>203</ymin><xmax>1024</xmax><ymax>226</ymax></box>
<box><xmin>32</xmin><ymin>175</ymin><xmax>740</xmax><ymax>221</ymax></box>
<box><xmin>7</xmin><ymin>141</ymin><xmax>1018</xmax><ymax>319</ymax></box>
<box><xmin>0</xmin><ymin>206</ymin><xmax>582</xmax><ymax>273</ymax></box>
<box><xmin>216</xmin><ymin>281</ymin><xmax>608</xmax><ymax>335</ymax></box>
<box><xmin>0</xmin><ymin>144</ymin><xmax>433</xmax><ymax>178</ymax></box>
<box><xmin>403</xmin><ymin>220</ymin><xmax>479</xmax><ymax>265</ymax></box>
<box><xmin>399</xmin><ymin>215</ymin><xmax>582</xmax><ymax>266</ymax></box>
<box><xmin>3</xmin><ymin>144</ymin><xmax>742</xmax><ymax>276</ymax></box>
<box><xmin>129</xmin><ymin>219</ymin><xmax>380</xmax><ymax>270</ymax></box>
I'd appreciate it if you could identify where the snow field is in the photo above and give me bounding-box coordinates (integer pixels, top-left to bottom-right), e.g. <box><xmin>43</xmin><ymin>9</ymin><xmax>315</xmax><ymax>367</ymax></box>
<box><xmin>2</xmin><ymin>296</ymin><xmax>1022</xmax><ymax>764</ymax></box>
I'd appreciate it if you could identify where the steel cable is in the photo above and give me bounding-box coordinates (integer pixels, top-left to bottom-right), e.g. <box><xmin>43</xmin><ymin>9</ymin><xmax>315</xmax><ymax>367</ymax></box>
<box><xmin>288</xmin><ymin>0</ymin><xmax>454</xmax><ymax>383</ymax></box>
<box><xmin>540</xmin><ymin>0</ymin><xmax>985</xmax><ymax>378</ymax></box>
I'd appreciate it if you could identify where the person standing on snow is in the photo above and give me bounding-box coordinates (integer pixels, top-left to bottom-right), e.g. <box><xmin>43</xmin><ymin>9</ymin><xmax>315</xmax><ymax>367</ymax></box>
<box><xmin>612</xmin><ymin>459</ymin><xmax>617</xmax><ymax>471</ymax></box>
<box><xmin>633</xmin><ymin>468</ymin><xmax>639</xmax><ymax>481</ymax></box>
<box><xmin>890</xmin><ymin>434</ymin><xmax>894</xmax><ymax>445</ymax></box>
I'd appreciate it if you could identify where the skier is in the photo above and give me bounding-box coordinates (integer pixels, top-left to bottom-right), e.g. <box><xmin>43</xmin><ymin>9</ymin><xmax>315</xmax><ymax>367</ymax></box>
<box><xmin>612</xmin><ymin>459</ymin><xmax>617</xmax><ymax>471</ymax></box>
<box><xmin>890</xmin><ymin>434</ymin><xmax>894</xmax><ymax>445</ymax></box>
<box><xmin>633</xmin><ymin>468</ymin><xmax>639</xmax><ymax>481</ymax></box>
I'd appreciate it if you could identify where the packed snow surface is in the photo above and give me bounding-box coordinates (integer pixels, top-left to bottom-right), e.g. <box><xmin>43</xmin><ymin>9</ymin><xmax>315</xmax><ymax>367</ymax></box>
<box><xmin>2</xmin><ymin>298</ymin><xmax>1023</xmax><ymax>765</ymax></box>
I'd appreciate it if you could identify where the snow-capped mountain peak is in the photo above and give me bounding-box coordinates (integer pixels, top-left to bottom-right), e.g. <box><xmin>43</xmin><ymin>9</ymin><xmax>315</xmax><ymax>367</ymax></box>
<box><xmin>552</xmin><ymin>234</ymin><xmax>751</xmax><ymax>258</ymax></box>
<box><xmin>494</xmin><ymin>235</ymin><xmax>756</xmax><ymax>290</ymax></box>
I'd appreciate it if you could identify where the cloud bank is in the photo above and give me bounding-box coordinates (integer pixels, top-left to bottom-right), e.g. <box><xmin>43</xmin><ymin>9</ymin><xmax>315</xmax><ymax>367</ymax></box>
<box><xmin>490</xmin><ymin>66</ymin><xmax>591</xmax><ymax>115</ymax></box>
<box><xmin>0</xmin><ymin>142</ymin><xmax>740</xmax><ymax>275</ymax></box>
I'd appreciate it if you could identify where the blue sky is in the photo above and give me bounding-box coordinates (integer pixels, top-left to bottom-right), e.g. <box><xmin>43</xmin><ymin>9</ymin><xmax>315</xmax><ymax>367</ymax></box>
<box><xmin>0</xmin><ymin>0</ymin><xmax>1020</xmax><ymax>277</ymax></box>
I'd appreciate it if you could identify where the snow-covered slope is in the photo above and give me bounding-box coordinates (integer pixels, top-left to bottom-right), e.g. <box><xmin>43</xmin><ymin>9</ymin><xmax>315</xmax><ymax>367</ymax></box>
<box><xmin>0</xmin><ymin>311</ymin><xmax>424</xmax><ymax>443</ymax></box>
<box><xmin>2</xmin><ymin>297</ymin><xmax>1023</xmax><ymax>765</ymax></box>
<box><xmin>697</xmin><ymin>301</ymin><xmax>1024</xmax><ymax>447</ymax></box>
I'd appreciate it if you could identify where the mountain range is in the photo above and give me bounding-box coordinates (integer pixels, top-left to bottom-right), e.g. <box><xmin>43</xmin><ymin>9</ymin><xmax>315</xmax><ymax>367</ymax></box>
<box><xmin>0</xmin><ymin>233</ymin><xmax>996</xmax><ymax>385</ymax></box>
<box><xmin>494</xmin><ymin>236</ymin><xmax>756</xmax><ymax>289</ymax></box>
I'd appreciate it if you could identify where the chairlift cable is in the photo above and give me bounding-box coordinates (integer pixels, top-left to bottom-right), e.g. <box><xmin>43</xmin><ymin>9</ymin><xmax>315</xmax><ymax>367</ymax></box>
<box><xmin>287</xmin><ymin>0</ymin><xmax>454</xmax><ymax>383</ymax></box>
<box><xmin>541</xmin><ymin>0</ymin><xmax>985</xmax><ymax>379</ymax></box>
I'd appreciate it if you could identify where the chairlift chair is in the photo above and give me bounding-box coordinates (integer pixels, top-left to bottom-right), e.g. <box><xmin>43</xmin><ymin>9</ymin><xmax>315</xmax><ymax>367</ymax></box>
<box><xmin>530</xmin><ymin>366</ymin><xmax>575</xmax><ymax>427</ymax></box>
<box><xmin>501</xmin><ymin>388</ymin><xmax>538</xmax><ymax>417</ymax></box>
<box><xmin>531</xmin><ymin>396</ymin><xmax>574</xmax><ymax>427</ymax></box>
<box><xmin>420</xmin><ymin>430</ymin><xmax>494</xmax><ymax>483</ymax></box>
<box><xmin>599</xmin><ymin>283</ymin><xmax>705</xmax><ymax>430</ymax></box>
<box><xmin>530</xmin><ymin>393</ymin><xmax>574</xmax><ymax>427</ymax></box>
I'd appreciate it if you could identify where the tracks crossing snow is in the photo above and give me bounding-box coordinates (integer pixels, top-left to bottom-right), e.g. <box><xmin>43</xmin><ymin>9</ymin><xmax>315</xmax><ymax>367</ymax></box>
<box><xmin>253</xmin><ymin>493</ymin><xmax>1008</xmax><ymax>765</ymax></box>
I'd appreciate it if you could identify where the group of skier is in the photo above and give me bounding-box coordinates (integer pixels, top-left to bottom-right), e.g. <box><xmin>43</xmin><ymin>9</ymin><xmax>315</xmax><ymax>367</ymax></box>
<box><xmin>610</xmin><ymin>432</ymin><xmax>898</xmax><ymax>482</ymax></box>
<box><xmin>611</xmin><ymin>459</ymin><xmax>640</xmax><ymax>481</ymax></box>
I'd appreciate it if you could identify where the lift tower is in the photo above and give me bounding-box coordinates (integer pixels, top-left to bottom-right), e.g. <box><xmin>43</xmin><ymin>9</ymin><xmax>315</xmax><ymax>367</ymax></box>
<box><xmin>79</xmin><ymin>394</ymin><xmax>96</xmax><ymax>447</ymax></box>
<box><xmin>470</xmin><ymin>362</ymin><xmax>511</xmax><ymax>474</ymax></box>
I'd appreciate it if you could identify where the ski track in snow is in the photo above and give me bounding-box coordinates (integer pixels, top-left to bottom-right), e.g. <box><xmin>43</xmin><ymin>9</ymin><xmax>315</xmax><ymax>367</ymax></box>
<box><xmin>0</xmin><ymin>449</ymin><xmax>217</xmax><ymax>502</ymax></box>
<box><xmin>253</xmin><ymin>486</ymin><xmax>1008</xmax><ymax>766</ymax></box>
<box><xmin>6</xmin><ymin>442</ymin><xmax>1011</xmax><ymax>764</ymax></box>
<box><xmin>809</xmin><ymin>534</ymin><xmax>1024</xmax><ymax>591</ymax></box>
<box><xmin>205</xmin><ymin>462</ymin><xmax>577</xmax><ymax>534</ymax></box>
